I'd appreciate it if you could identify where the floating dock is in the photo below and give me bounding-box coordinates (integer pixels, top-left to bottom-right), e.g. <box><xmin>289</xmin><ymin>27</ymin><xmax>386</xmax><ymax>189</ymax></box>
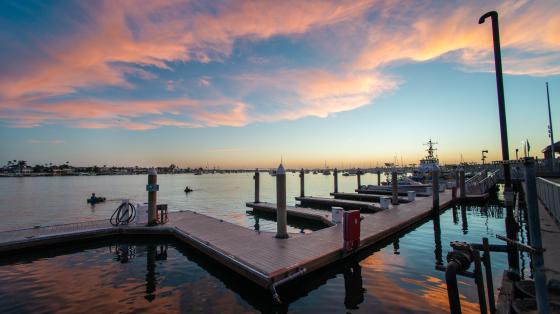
<box><xmin>295</xmin><ymin>196</ymin><xmax>382</xmax><ymax>212</ymax></box>
<box><xmin>330</xmin><ymin>192</ymin><xmax>410</xmax><ymax>203</ymax></box>
<box><xmin>356</xmin><ymin>188</ymin><xmax>431</xmax><ymax>197</ymax></box>
<box><xmin>0</xmin><ymin>190</ymin><xmax>455</xmax><ymax>301</ymax></box>
<box><xmin>246</xmin><ymin>202</ymin><xmax>333</xmax><ymax>226</ymax></box>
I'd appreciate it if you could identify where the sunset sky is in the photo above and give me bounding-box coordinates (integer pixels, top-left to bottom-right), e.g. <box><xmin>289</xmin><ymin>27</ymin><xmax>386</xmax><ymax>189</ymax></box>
<box><xmin>1</xmin><ymin>0</ymin><xmax>559</xmax><ymax>168</ymax></box>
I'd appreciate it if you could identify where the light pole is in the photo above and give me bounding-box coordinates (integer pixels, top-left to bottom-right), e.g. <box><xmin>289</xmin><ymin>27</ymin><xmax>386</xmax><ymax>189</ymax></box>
<box><xmin>481</xmin><ymin>150</ymin><xmax>488</xmax><ymax>165</ymax></box>
<box><xmin>479</xmin><ymin>11</ymin><xmax>511</xmax><ymax>188</ymax></box>
<box><xmin>546</xmin><ymin>82</ymin><xmax>555</xmax><ymax>171</ymax></box>
<box><xmin>515</xmin><ymin>148</ymin><xmax>519</xmax><ymax>160</ymax></box>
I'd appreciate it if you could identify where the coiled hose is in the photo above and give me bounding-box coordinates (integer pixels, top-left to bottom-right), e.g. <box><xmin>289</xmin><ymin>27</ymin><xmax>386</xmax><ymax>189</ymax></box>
<box><xmin>110</xmin><ymin>201</ymin><xmax>136</xmax><ymax>226</ymax></box>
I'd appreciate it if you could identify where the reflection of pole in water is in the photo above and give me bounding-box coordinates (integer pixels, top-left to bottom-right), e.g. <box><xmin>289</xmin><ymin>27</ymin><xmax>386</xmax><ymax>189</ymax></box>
<box><xmin>505</xmin><ymin>203</ymin><xmax>520</xmax><ymax>276</ymax></box>
<box><xmin>460</xmin><ymin>205</ymin><xmax>468</xmax><ymax>235</ymax></box>
<box><xmin>344</xmin><ymin>262</ymin><xmax>365</xmax><ymax>310</ymax></box>
<box><xmin>145</xmin><ymin>245</ymin><xmax>157</xmax><ymax>302</ymax></box>
<box><xmin>433</xmin><ymin>214</ymin><xmax>443</xmax><ymax>266</ymax></box>
<box><xmin>393</xmin><ymin>238</ymin><xmax>400</xmax><ymax>255</ymax></box>
<box><xmin>452</xmin><ymin>206</ymin><xmax>458</xmax><ymax>225</ymax></box>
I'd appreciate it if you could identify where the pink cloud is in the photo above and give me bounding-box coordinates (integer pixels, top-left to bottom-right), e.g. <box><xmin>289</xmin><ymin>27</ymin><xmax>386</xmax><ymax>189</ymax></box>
<box><xmin>1</xmin><ymin>0</ymin><xmax>559</xmax><ymax>131</ymax></box>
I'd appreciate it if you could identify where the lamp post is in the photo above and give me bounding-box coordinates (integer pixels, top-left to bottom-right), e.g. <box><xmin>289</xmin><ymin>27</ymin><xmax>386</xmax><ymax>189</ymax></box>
<box><xmin>481</xmin><ymin>150</ymin><xmax>488</xmax><ymax>165</ymax></box>
<box><xmin>547</xmin><ymin>82</ymin><xmax>555</xmax><ymax>171</ymax></box>
<box><xmin>479</xmin><ymin>11</ymin><xmax>511</xmax><ymax>188</ymax></box>
<box><xmin>515</xmin><ymin>148</ymin><xmax>519</xmax><ymax>160</ymax></box>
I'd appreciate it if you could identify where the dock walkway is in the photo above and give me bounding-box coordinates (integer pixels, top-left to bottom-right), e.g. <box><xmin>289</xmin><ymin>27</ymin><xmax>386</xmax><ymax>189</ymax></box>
<box><xmin>0</xmin><ymin>190</ymin><xmax>454</xmax><ymax>298</ymax></box>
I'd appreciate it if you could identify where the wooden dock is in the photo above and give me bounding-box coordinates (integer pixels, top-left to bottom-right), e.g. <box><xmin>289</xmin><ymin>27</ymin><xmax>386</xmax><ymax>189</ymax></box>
<box><xmin>246</xmin><ymin>202</ymin><xmax>334</xmax><ymax>226</ymax></box>
<box><xmin>356</xmin><ymin>187</ymin><xmax>431</xmax><ymax>197</ymax></box>
<box><xmin>330</xmin><ymin>192</ymin><xmax>410</xmax><ymax>203</ymax></box>
<box><xmin>0</xmin><ymin>190</ymin><xmax>455</xmax><ymax>301</ymax></box>
<box><xmin>295</xmin><ymin>196</ymin><xmax>382</xmax><ymax>212</ymax></box>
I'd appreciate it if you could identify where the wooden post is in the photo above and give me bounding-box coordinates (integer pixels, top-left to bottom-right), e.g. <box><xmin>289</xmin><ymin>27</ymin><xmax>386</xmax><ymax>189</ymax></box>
<box><xmin>334</xmin><ymin>168</ymin><xmax>339</xmax><ymax>193</ymax></box>
<box><xmin>460</xmin><ymin>170</ymin><xmax>466</xmax><ymax>198</ymax></box>
<box><xmin>276</xmin><ymin>164</ymin><xmax>288</xmax><ymax>239</ymax></box>
<box><xmin>299</xmin><ymin>168</ymin><xmax>305</xmax><ymax>197</ymax></box>
<box><xmin>432</xmin><ymin>169</ymin><xmax>440</xmax><ymax>214</ymax></box>
<box><xmin>254</xmin><ymin>168</ymin><xmax>260</xmax><ymax>203</ymax></box>
<box><xmin>357</xmin><ymin>169</ymin><xmax>362</xmax><ymax>189</ymax></box>
<box><xmin>391</xmin><ymin>171</ymin><xmax>399</xmax><ymax>205</ymax></box>
<box><xmin>377</xmin><ymin>170</ymin><xmax>381</xmax><ymax>186</ymax></box>
<box><xmin>147</xmin><ymin>168</ymin><xmax>158</xmax><ymax>225</ymax></box>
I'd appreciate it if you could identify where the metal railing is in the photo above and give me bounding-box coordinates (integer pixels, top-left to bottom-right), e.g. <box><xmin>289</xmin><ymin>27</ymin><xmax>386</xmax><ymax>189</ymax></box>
<box><xmin>466</xmin><ymin>169</ymin><xmax>500</xmax><ymax>195</ymax></box>
<box><xmin>0</xmin><ymin>219</ymin><xmax>112</xmax><ymax>244</ymax></box>
<box><xmin>536</xmin><ymin>177</ymin><xmax>560</xmax><ymax>225</ymax></box>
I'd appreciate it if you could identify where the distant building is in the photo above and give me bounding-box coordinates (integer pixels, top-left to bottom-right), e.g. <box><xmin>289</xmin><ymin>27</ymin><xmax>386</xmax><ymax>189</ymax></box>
<box><xmin>542</xmin><ymin>140</ymin><xmax>560</xmax><ymax>159</ymax></box>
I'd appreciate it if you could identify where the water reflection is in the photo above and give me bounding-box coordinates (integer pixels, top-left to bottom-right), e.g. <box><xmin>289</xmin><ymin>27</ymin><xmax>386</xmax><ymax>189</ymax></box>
<box><xmin>343</xmin><ymin>262</ymin><xmax>365</xmax><ymax>309</ymax></box>
<box><xmin>0</xmin><ymin>195</ymin><xmax>531</xmax><ymax>313</ymax></box>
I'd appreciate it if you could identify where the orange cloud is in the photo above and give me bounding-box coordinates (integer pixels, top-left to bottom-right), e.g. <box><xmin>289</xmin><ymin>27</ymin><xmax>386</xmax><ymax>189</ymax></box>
<box><xmin>353</xmin><ymin>1</ymin><xmax>560</xmax><ymax>75</ymax></box>
<box><xmin>1</xmin><ymin>0</ymin><xmax>559</xmax><ymax>130</ymax></box>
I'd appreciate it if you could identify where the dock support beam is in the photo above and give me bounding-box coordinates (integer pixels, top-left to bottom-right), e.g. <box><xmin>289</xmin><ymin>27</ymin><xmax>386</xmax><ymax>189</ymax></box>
<box><xmin>357</xmin><ymin>169</ymin><xmax>362</xmax><ymax>190</ymax></box>
<box><xmin>432</xmin><ymin>169</ymin><xmax>440</xmax><ymax>214</ymax></box>
<box><xmin>276</xmin><ymin>164</ymin><xmax>288</xmax><ymax>239</ymax></box>
<box><xmin>391</xmin><ymin>171</ymin><xmax>399</xmax><ymax>205</ymax></box>
<box><xmin>147</xmin><ymin>168</ymin><xmax>158</xmax><ymax>225</ymax></box>
<box><xmin>524</xmin><ymin>157</ymin><xmax>549</xmax><ymax>313</ymax></box>
<box><xmin>254</xmin><ymin>169</ymin><xmax>260</xmax><ymax>203</ymax></box>
<box><xmin>459</xmin><ymin>170</ymin><xmax>466</xmax><ymax>199</ymax></box>
<box><xmin>299</xmin><ymin>168</ymin><xmax>305</xmax><ymax>197</ymax></box>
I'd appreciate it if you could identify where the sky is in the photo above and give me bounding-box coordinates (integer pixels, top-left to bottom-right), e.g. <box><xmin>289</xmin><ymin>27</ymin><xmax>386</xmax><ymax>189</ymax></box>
<box><xmin>0</xmin><ymin>0</ymin><xmax>559</xmax><ymax>168</ymax></box>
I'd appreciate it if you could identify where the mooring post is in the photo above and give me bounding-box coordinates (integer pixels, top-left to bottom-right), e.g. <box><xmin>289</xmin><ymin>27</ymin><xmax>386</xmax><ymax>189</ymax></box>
<box><xmin>254</xmin><ymin>168</ymin><xmax>260</xmax><ymax>203</ymax></box>
<box><xmin>334</xmin><ymin>168</ymin><xmax>339</xmax><ymax>193</ymax></box>
<box><xmin>459</xmin><ymin>170</ymin><xmax>466</xmax><ymax>199</ymax></box>
<box><xmin>357</xmin><ymin>169</ymin><xmax>362</xmax><ymax>189</ymax></box>
<box><xmin>276</xmin><ymin>163</ymin><xmax>288</xmax><ymax>239</ymax></box>
<box><xmin>299</xmin><ymin>168</ymin><xmax>305</xmax><ymax>197</ymax></box>
<box><xmin>147</xmin><ymin>167</ymin><xmax>158</xmax><ymax>226</ymax></box>
<box><xmin>432</xmin><ymin>169</ymin><xmax>440</xmax><ymax>214</ymax></box>
<box><xmin>391</xmin><ymin>171</ymin><xmax>399</xmax><ymax>205</ymax></box>
<box><xmin>524</xmin><ymin>157</ymin><xmax>550</xmax><ymax>313</ymax></box>
<box><xmin>377</xmin><ymin>170</ymin><xmax>381</xmax><ymax>186</ymax></box>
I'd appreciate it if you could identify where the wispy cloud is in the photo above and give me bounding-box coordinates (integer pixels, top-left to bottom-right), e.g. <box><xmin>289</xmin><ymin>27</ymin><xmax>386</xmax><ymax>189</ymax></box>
<box><xmin>27</xmin><ymin>139</ymin><xmax>64</xmax><ymax>145</ymax></box>
<box><xmin>0</xmin><ymin>0</ymin><xmax>558</xmax><ymax>130</ymax></box>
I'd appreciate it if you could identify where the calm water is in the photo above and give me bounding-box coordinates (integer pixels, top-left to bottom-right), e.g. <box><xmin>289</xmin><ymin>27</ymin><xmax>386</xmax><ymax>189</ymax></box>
<box><xmin>0</xmin><ymin>174</ymin><xmax>530</xmax><ymax>313</ymax></box>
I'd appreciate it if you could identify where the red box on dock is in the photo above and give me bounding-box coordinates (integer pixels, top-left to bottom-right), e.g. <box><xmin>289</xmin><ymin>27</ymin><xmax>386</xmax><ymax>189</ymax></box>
<box><xmin>343</xmin><ymin>210</ymin><xmax>361</xmax><ymax>252</ymax></box>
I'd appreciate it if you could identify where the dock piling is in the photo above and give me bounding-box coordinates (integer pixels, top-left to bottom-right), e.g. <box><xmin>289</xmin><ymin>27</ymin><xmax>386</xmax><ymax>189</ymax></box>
<box><xmin>391</xmin><ymin>172</ymin><xmax>399</xmax><ymax>205</ymax></box>
<box><xmin>299</xmin><ymin>168</ymin><xmax>305</xmax><ymax>197</ymax></box>
<box><xmin>432</xmin><ymin>169</ymin><xmax>440</xmax><ymax>214</ymax></box>
<box><xmin>254</xmin><ymin>169</ymin><xmax>260</xmax><ymax>203</ymax></box>
<box><xmin>147</xmin><ymin>168</ymin><xmax>158</xmax><ymax>225</ymax></box>
<box><xmin>377</xmin><ymin>170</ymin><xmax>381</xmax><ymax>186</ymax></box>
<box><xmin>276</xmin><ymin>164</ymin><xmax>288</xmax><ymax>239</ymax></box>
<box><xmin>357</xmin><ymin>169</ymin><xmax>362</xmax><ymax>189</ymax></box>
<box><xmin>334</xmin><ymin>168</ymin><xmax>339</xmax><ymax>194</ymax></box>
<box><xmin>523</xmin><ymin>157</ymin><xmax>550</xmax><ymax>313</ymax></box>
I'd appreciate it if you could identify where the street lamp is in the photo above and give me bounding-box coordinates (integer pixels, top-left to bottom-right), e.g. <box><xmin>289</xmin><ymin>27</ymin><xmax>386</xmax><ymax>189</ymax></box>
<box><xmin>479</xmin><ymin>11</ymin><xmax>511</xmax><ymax>187</ymax></box>
<box><xmin>515</xmin><ymin>148</ymin><xmax>519</xmax><ymax>160</ymax></box>
<box><xmin>481</xmin><ymin>150</ymin><xmax>488</xmax><ymax>165</ymax></box>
